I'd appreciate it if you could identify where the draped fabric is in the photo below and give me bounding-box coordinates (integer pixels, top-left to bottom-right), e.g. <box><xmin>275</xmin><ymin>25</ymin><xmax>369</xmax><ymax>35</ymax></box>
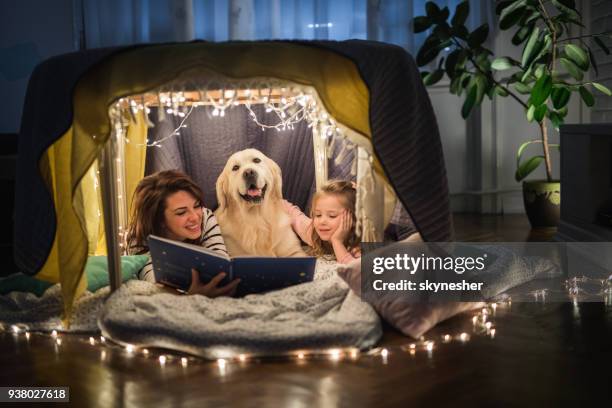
<box><xmin>15</xmin><ymin>40</ymin><xmax>449</xmax><ymax>319</ymax></box>
<box><xmin>80</xmin><ymin>0</ymin><xmax>494</xmax><ymax>52</ymax></box>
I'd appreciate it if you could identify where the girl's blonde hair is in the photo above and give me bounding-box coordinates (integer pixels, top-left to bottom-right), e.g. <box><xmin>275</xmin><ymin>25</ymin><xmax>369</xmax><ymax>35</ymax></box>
<box><xmin>309</xmin><ymin>180</ymin><xmax>360</xmax><ymax>257</ymax></box>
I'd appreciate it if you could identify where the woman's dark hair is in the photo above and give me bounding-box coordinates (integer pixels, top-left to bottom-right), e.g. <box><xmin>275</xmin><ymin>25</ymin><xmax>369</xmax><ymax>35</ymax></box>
<box><xmin>126</xmin><ymin>170</ymin><xmax>204</xmax><ymax>254</ymax></box>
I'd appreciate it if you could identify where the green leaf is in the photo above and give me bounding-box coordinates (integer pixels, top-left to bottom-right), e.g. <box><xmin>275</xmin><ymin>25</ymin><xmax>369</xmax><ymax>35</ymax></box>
<box><xmin>534</xmin><ymin>104</ymin><xmax>548</xmax><ymax>122</ymax></box>
<box><xmin>451</xmin><ymin>25</ymin><xmax>469</xmax><ymax>39</ymax></box>
<box><xmin>433</xmin><ymin>23</ymin><xmax>452</xmax><ymax>41</ymax></box>
<box><xmin>475</xmin><ymin>75</ymin><xmax>487</xmax><ymax>105</ymax></box>
<box><xmin>521</xmin><ymin>26</ymin><xmax>540</xmax><ymax>67</ymax></box>
<box><xmin>495</xmin><ymin>0</ymin><xmax>514</xmax><ymax>15</ymax></box>
<box><xmin>551</xmin><ymin>86</ymin><xmax>571</xmax><ymax>109</ymax></box>
<box><xmin>526</xmin><ymin>104</ymin><xmax>536</xmax><ymax>122</ymax></box>
<box><xmin>423</xmin><ymin>69</ymin><xmax>445</xmax><ymax>86</ymax></box>
<box><xmin>461</xmin><ymin>85</ymin><xmax>478</xmax><ymax>118</ymax></box>
<box><xmin>416</xmin><ymin>35</ymin><xmax>443</xmax><ymax>67</ymax></box>
<box><xmin>579</xmin><ymin>86</ymin><xmax>594</xmax><ymax>107</ymax></box>
<box><xmin>451</xmin><ymin>1</ymin><xmax>469</xmax><ymax>27</ymax></box>
<box><xmin>468</xmin><ymin>24</ymin><xmax>489</xmax><ymax>47</ymax></box>
<box><xmin>565</xmin><ymin>44</ymin><xmax>589</xmax><ymax>70</ymax></box>
<box><xmin>514</xmin><ymin>82</ymin><xmax>531</xmax><ymax>94</ymax></box>
<box><xmin>592</xmin><ymin>82</ymin><xmax>612</xmax><ymax>96</ymax></box>
<box><xmin>491</xmin><ymin>57</ymin><xmax>513</xmax><ymax>70</ymax></box>
<box><xmin>594</xmin><ymin>36</ymin><xmax>610</xmax><ymax>55</ymax></box>
<box><xmin>413</xmin><ymin>16</ymin><xmax>432</xmax><ymax>33</ymax></box>
<box><xmin>515</xmin><ymin>156</ymin><xmax>544</xmax><ymax>182</ymax></box>
<box><xmin>548</xmin><ymin>111</ymin><xmax>564</xmax><ymax>130</ymax></box>
<box><xmin>559</xmin><ymin>57</ymin><xmax>583</xmax><ymax>80</ymax></box>
<box><xmin>444</xmin><ymin>49</ymin><xmax>463</xmax><ymax>78</ymax></box>
<box><xmin>551</xmin><ymin>0</ymin><xmax>580</xmax><ymax>21</ymax></box>
<box><xmin>500</xmin><ymin>0</ymin><xmax>527</xmax><ymax>30</ymax></box>
<box><xmin>425</xmin><ymin>2</ymin><xmax>441</xmax><ymax>18</ymax></box>
<box><xmin>587</xmin><ymin>46</ymin><xmax>599</xmax><ymax>77</ymax></box>
<box><xmin>531</xmin><ymin>74</ymin><xmax>552</xmax><ymax>106</ymax></box>
<box><xmin>512</xmin><ymin>24</ymin><xmax>533</xmax><ymax>46</ymax></box>
<box><xmin>495</xmin><ymin>86</ymin><xmax>509</xmax><ymax>97</ymax></box>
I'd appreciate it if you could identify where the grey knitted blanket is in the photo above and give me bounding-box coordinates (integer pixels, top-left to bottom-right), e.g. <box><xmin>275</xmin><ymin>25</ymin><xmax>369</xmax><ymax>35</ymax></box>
<box><xmin>99</xmin><ymin>258</ymin><xmax>382</xmax><ymax>358</ymax></box>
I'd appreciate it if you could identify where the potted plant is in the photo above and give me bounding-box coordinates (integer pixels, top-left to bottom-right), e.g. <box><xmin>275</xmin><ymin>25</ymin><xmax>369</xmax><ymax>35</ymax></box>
<box><xmin>413</xmin><ymin>0</ymin><xmax>611</xmax><ymax>227</ymax></box>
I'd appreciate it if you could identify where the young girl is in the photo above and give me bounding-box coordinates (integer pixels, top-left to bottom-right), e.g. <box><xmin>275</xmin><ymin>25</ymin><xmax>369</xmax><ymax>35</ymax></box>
<box><xmin>126</xmin><ymin>170</ymin><xmax>240</xmax><ymax>297</ymax></box>
<box><xmin>283</xmin><ymin>180</ymin><xmax>360</xmax><ymax>263</ymax></box>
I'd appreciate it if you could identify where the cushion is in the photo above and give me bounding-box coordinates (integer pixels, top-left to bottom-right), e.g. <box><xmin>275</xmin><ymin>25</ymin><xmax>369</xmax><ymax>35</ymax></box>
<box><xmin>337</xmin><ymin>257</ymin><xmax>482</xmax><ymax>339</ymax></box>
<box><xmin>0</xmin><ymin>255</ymin><xmax>149</xmax><ymax>296</ymax></box>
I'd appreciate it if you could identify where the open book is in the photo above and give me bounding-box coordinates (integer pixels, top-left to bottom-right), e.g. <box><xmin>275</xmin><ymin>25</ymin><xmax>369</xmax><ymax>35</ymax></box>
<box><xmin>148</xmin><ymin>235</ymin><xmax>316</xmax><ymax>296</ymax></box>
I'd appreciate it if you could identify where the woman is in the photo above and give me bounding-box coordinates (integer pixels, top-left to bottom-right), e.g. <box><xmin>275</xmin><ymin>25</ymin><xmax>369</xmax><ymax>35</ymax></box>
<box><xmin>126</xmin><ymin>170</ymin><xmax>240</xmax><ymax>297</ymax></box>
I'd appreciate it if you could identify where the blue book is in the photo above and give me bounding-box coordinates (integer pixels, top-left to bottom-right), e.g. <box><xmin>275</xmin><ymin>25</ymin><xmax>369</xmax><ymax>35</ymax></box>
<box><xmin>148</xmin><ymin>235</ymin><xmax>316</xmax><ymax>297</ymax></box>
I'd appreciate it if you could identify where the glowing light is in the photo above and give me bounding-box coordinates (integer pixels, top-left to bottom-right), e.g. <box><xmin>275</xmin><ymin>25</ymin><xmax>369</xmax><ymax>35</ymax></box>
<box><xmin>350</xmin><ymin>349</ymin><xmax>359</xmax><ymax>359</ymax></box>
<box><xmin>142</xmin><ymin>349</ymin><xmax>149</xmax><ymax>355</ymax></box>
<box><xmin>409</xmin><ymin>344</ymin><xmax>416</xmax><ymax>350</ymax></box>
<box><xmin>490</xmin><ymin>329</ymin><xmax>496</xmax><ymax>339</ymax></box>
<box><xmin>472</xmin><ymin>316</ymin><xmax>478</xmax><ymax>325</ymax></box>
<box><xmin>329</xmin><ymin>349</ymin><xmax>341</xmax><ymax>361</ymax></box>
<box><xmin>25</xmin><ymin>332</ymin><xmax>31</xmax><ymax>340</ymax></box>
<box><xmin>51</xmin><ymin>330</ymin><xmax>57</xmax><ymax>338</ymax></box>
<box><xmin>297</xmin><ymin>353</ymin><xmax>305</xmax><ymax>360</ymax></box>
<box><xmin>56</xmin><ymin>338</ymin><xmax>62</xmax><ymax>346</ymax></box>
<box><xmin>11</xmin><ymin>325</ymin><xmax>20</xmax><ymax>334</ymax></box>
<box><xmin>100</xmin><ymin>336</ymin><xmax>106</xmax><ymax>343</ymax></box>
<box><xmin>381</xmin><ymin>348</ymin><xmax>389</xmax><ymax>358</ymax></box>
<box><xmin>426</xmin><ymin>342</ymin><xmax>434</xmax><ymax>351</ymax></box>
<box><xmin>460</xmin><ymin>333</ymin><xmax>469</xmax><ymax>342</ymax></box>
<box><xmin>485</xmin><ymin>322</ymin><xmax>493</xmax><ymax>330</ymax></box>
<box><xmin>126</xmin><ymin>345</ymin><xmax>134</xmax><ymax>354</ymax></box>
<box><xmin>159</xmin><ymin>355</ymin><xmax>167</xmax><ymax>365</ymax></box>
<box><xmin>238</xmin><ymin>354</ymin><xmax>247</xmax><ymax>362</ymax></box>
<box><xmin>217</xmin><ymin>358</ymin><xmax>227</xmax><ymax>369</ymax></box>
<box><xmin>443</xmin><ymin>334</ymin><xmax>451</xmax><ymax>343</ymax></box>
<box><xmin>181</xmin><ymin>357</ymin><xmax>188</xmax><ymax>367</ymax></box>
<box><xmin>89</xmin><ymin>337</ymin><xmax>95</xmax><ymax>345</ymax></box>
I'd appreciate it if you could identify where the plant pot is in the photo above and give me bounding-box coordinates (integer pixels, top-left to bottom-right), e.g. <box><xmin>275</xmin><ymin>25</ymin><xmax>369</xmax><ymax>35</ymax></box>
<box><xmin>522</xmin><ymin>180</ymin><xmax>560</xmax><ymax>228</ymax></box>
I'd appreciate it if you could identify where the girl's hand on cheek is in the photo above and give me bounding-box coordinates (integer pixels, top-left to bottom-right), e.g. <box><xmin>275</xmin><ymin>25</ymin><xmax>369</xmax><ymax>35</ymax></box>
<box><xmin>331</xmin><ymin>210</ymin><xmax>352</xmax><ymax>244</ymax></box>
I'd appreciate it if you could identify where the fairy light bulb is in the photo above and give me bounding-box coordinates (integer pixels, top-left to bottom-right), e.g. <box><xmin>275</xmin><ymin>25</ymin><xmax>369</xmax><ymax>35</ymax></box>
<box><xmin>25</xmin><ymin>332</ymin><xmax>31</xmax><ymax>340</ymax></box>
<box><xmin>381</xmin><ymin>348</ymin><xmax>389</xmax><ymax>358</ymax></box>
<box><xmin>159</xmin><ymin>355</ymin><xmax>166</xmax><ymax>365</ymax></box>
<box><xmin>297</xmin><ymin>353</ymin><xmax>305</xmax><ymax>360</ymax></box>
<box><xmin>89</xmin><ymin>337</ymin><xmax>95</xmax><ymax>345</ymax></box>
<box><xmin>217</xmin><ymin>359</ymin><xmax>227</xmax><ymax>369</ymax></box>
<box><xmin>460</xmin><ymin>333</ymin><xmax>469</xmax><ymax>342</ymax></box>
<box><xmin>126</xmin><ymin>345</ymin><xmax>134</xmax><ymax>354</ymax></box>
<box><xmin>100</xmin><ymin>336</ymin><xmax>106</xmax><ymax>343</ymax></box>
<box><xmin>443</xmin><ymin>334</ymin><xmax>451</xmax><ymax>343</ymax></box>
<box><xmin>330</xmin><ymin>349</ymin><xmax>341</xmax><ymax>361</ymax></box>
<box><xmin>212</xmin><ymin>108</ymin><xmax>219</xmax><ymax>116</ymax></box>
<box><xmin>142</xmin><ymin>349</ymin><xmax>149</xmax><ymax>355</ymax></box>
<box><xmin>238</xmin><ymin>354</ymin><xmax>247</xmax><ymax>362</ymax></box>
<box><xmin>56</xmin><ymin>338</ymin><xmax>62</xmax><ymax>346</ymax></box>
<box><xmin>220</xmin><ymin>109</ymin><xmax>225</xmax><ymax>117</ymax></box>
<box><xmin>51</xmin><ymin>330</ymin><xmax>57</xmax><ymax>338</ymax></box>
<box><xmin>181</xmin><ymin>357</ymin><xmax>188</xmax><ymax>367</ymax></box>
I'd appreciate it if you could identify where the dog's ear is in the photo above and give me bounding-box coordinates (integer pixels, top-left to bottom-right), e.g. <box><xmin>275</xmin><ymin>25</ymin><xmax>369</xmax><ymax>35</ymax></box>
<box><xmin>216</xmin><ymin>168</ymin><xmax>229</xmax><ymax>211</ymax></box>
<box><xmin>267</xmin><ymin>157</ymin><xmax>283</xmax><ymax>200</ymax></box>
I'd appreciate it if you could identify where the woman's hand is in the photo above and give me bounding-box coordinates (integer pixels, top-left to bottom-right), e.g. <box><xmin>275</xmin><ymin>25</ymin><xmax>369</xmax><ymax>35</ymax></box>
<box><xmin>187</xmin><ymin>269</ymin><xmax>240</xmax><ymax>297</ymax></box>
<box><xmin>331</xmin><ymin>209</ymin><xmax>353</xmax><ymax>244</ymax></box>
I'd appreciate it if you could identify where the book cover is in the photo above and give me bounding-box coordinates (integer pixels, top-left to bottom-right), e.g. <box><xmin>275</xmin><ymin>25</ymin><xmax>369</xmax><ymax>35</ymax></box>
<box><xmin>148</xmin><ymin>235</ymin><xmax>316</xmax><ymax>296</ymax></box>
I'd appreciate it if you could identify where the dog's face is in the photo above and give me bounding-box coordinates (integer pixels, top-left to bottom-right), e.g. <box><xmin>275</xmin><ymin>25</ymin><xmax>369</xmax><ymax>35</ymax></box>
<box><xmin>216</xmin><ymin>149</ymin><xmax>282</xmax><ymax>210</ymax></box>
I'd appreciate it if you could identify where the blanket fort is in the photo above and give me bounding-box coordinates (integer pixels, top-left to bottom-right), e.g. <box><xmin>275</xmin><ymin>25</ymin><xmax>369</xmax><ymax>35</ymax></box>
<box><xmin>15</xmin><ymin>40</ymin><xmax>451</xmax><ymax>319</ymax></box>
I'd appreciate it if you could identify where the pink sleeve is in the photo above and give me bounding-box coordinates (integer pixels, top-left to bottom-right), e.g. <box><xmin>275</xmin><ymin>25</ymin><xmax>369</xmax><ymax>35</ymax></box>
<box><xmin>282</xmin><ymin>200</ymin><xmax>314</xmax><ymax>246</ymax></box>
<box><xmin>337</xmin><ymin>247</ymin><xmax>361</xmax><ymax>265</ymax></box>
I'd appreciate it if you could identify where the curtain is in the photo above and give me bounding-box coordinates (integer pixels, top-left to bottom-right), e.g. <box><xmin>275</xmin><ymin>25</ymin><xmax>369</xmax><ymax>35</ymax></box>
<box><xmin>80</xmin><ymin>0</ymin><xmax>493</xmax><ymax>54</ymax></box>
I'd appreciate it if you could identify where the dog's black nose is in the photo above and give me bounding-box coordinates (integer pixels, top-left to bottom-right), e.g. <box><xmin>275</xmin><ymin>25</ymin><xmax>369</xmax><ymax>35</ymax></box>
<box><xmin>243</xmin><ymin>169</ymin><xmax>257</xmax><ymax>180</ymax></box>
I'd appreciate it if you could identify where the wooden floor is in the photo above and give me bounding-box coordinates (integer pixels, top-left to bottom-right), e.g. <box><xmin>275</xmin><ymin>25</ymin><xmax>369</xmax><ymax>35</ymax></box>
<box><xmin>1</xmin><ymin>214</ymin><xmax>610</xmax><ymax>407</ymax></box>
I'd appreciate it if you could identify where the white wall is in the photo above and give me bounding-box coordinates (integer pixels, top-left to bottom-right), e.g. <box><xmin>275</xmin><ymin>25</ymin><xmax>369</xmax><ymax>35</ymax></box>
<box><xmin>0</xmin><ymin>0</ymin><xmax>75</xmax><ymax>133</ymax></box>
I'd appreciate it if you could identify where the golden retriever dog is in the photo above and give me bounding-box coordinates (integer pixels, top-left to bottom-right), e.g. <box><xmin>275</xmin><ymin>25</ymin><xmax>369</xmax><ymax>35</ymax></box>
<box><xmin>215</xmin><ymin>149</ymin><xmax>306</xmax><ymax>257</ymax></box>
